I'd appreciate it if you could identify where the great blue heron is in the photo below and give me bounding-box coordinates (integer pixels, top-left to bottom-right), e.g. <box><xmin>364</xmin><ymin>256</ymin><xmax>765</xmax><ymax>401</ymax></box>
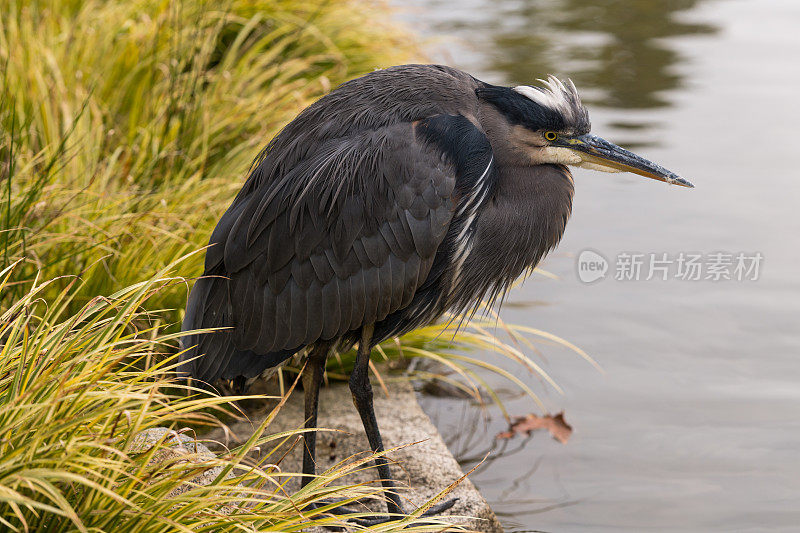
<box><xmin>179</xmin><ymin>64</ymin><xmax>691</xmax><ymax>521</ymax></box>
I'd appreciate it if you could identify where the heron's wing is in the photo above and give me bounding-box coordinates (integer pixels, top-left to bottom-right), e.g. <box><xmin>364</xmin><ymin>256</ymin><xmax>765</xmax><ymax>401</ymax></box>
<box><xmin>227</xmin><ymin>121</ymin><xmax>457</xmax><ymax>352</ymax></box>
<box><xmin>185</xmin><ymin>117</ymin><xmax>495</xmax><ymax>382</ymax></box>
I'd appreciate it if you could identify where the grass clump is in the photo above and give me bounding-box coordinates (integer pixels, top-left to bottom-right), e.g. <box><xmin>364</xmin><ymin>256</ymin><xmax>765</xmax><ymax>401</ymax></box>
<box><xmin>0</xmin><ymin>0</ymin><xmax>412</xmax><ymax>314</ymax></box>
<box><xmin>0</xmin><ymin>262</ymin><xmax>457</xmax><ymax>531</ymax></box>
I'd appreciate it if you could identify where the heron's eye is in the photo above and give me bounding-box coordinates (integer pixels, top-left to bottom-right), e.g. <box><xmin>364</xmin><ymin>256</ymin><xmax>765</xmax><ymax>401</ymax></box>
<box><xmin>544</xmin><ymin>131</ymin><xmax>558</xmax><ymax>142</ymax></box>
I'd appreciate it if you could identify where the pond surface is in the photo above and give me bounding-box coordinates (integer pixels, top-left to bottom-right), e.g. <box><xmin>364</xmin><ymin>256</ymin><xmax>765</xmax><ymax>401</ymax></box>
<box><xmin>395</xmin><ymin>1</ymin><xmax>800</xmax><ymax>531</ymax></box>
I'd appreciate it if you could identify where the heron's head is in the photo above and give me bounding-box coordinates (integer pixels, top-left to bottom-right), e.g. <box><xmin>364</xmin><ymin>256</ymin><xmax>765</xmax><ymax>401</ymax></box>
<box><xmin>476</xmin><ymin>76</ymin><xmax>693</xmax><ymax>187</ymax></box>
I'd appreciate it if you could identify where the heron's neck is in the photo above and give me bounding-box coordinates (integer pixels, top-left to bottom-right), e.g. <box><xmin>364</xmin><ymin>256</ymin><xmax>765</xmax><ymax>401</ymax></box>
<box><xmin>435</xmin><ymin>102</ymin><xmax>575</xmax><ymax>313</ymax></box>
<box><xmin>447</xmin><ymin>162</ymin><xmax>574</xmax><ymax>312</ymax></box>
<box><xmin>488</xmin><ymin>162</ymin><xmax>574</xmax><ymax>268</ymax></box>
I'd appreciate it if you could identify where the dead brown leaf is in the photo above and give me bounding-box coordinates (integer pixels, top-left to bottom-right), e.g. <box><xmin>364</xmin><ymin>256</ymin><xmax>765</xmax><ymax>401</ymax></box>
<box><xmin>496</xmin><ymin>411</ymin><xmax>572</xmax><ymax>444</ymax></box>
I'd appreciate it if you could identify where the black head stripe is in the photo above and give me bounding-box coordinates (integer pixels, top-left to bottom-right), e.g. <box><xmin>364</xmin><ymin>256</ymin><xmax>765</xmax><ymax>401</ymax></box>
<box><xmin>476</xmin><ymin>78</ymin><xmax>590</xmax><ymax>135</ymax></box>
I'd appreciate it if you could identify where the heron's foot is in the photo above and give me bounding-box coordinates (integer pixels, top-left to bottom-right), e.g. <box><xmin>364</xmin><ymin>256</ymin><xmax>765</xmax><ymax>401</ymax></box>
<box><xmin>349</xmin><ymin>497</ymin><xmax>458</xmax><ymax>526</ymax></box>
<box><xmin>303</xmin><ymin>497</ymin><xmax>368</xmax><ymax>516</ymax></box>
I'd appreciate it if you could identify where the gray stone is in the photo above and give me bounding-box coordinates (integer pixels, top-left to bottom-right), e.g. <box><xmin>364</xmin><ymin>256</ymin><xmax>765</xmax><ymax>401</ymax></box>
<box><xmin>205</xmin><ymin>379</ymin><xmax>504</xmax><ymax>532</ymax></box>
<box><xmin>130</xmin><ymin>427</ymin><xmax>232</xmax><ymax>498</ymax></box>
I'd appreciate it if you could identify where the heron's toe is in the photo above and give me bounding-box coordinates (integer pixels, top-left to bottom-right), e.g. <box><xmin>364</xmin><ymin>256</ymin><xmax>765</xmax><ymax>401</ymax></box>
<box><xmin>348</xmin><ymin>497</ymin><xmax>459</xmax><ymax>527</ymax></box>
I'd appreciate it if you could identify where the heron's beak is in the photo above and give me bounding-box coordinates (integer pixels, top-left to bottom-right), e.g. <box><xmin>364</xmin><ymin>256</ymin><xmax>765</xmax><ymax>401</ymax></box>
<box><xmin>560</xmin><ymin>134</ymin><xmax>693</xmax><ymax>188</ymax></box>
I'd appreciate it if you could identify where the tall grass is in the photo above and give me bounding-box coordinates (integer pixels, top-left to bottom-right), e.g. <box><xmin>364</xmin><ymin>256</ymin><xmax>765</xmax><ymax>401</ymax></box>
<box><xmin>0</xmin><ymin>261</ymin><xmax>459</xmax><ymax>531</ymax></box>
<box><xmin>0</xmin><ymin>0</ymin><xmax>412</xmax><ymax>313</ymax></box>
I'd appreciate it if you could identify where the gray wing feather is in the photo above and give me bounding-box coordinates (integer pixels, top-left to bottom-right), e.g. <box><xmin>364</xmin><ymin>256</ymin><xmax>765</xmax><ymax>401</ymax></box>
<box><xmin>220</xmin><ymin>122</ymin><xmax>455</xmax><ymax>354</ymax></box>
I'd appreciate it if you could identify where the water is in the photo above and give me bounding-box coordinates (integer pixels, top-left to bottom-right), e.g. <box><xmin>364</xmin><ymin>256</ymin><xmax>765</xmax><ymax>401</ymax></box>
<box><xmin>394</xmin><ymin>1</ymin><xmax>800</xmax><ymax>531</ymax></box>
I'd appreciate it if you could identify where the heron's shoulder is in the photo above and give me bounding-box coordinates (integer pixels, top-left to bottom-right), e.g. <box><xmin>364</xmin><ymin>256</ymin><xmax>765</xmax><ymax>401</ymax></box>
<box><xmin>243</xmin><ymin>65</ymin><xmax>486</xmax><ymax>200</ymax></box>
<box><xmin>350</xmin><ymin>64</ymin><xmax>481</xmax><ymax>101</ymax></box>
<box><xmin>292</xmin><ymin>64</ymin><xmax>483</xmax><ymax>128</ymax></box>
<box><xmin>362</xmin><ymin>64</ymin><xmax>480</xmax><ymax>86</ymax></box>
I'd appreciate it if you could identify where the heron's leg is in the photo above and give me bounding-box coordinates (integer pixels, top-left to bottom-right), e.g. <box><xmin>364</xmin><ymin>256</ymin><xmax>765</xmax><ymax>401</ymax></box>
<box><xmin>301</xmin><ymin>344</ymin><xmax>372</xmax><ymax>518</ymax></box>
<box><xmin>347</xmin><ymin>326</ymin><xmax>458</xmax><ymax>525</ymax></box>
<box><xmin>301</xmin><ymin>345</ymin><xmax>328</xmax><ymax>489</ymax></box>
<box><xmin>349</xmin><ymin>325</ymin><xmax>403</xmax><ymax>514</ymax></box>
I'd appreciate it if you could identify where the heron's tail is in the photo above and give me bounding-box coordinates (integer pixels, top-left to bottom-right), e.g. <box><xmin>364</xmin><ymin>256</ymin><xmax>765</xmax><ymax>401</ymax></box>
<box><xmin>179</xmin><ymin>269</ymin><xmax>295</xmax><ymax>389</ymax></box>
<box><xmin>179</xmin><ymin>270</ymin><xmax>229</xmax><ymax>384</ymax></box>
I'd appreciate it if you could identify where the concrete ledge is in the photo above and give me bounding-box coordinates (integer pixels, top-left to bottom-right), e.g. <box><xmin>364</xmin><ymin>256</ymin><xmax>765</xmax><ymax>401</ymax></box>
<box><xmin>207</xmin><ymin>379</ymin><xmax>503</xmax><ymax>531</ymax></box>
